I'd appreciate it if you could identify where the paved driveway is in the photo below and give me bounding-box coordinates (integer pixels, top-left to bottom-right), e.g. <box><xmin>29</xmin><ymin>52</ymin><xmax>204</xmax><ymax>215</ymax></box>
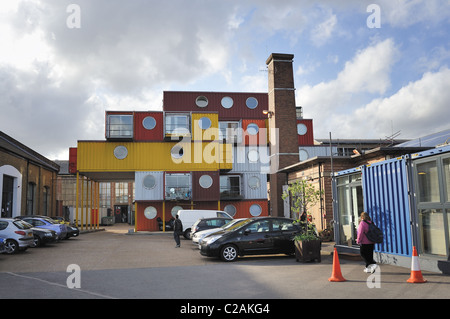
<box><xmin>1</xmin><ymin>224</ymin><xmax>450</xmax><ymax>300</ymax></box>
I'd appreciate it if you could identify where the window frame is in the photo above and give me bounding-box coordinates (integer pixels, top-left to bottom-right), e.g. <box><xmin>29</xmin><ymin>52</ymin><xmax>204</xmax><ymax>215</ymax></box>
<box><xmin>220</xmin><ymin>175</ymin><xmax>241</xmax><ymax>199</ymax></box>
<box><xmin>413</xmin><ymin>153</ymin><xmax>450</xmax><ymax>257</ymax></box>
<box><xmin>165</xmin><ymin>113</ymin><xmax>191</xmax><ymax>137</ymax></box>
<box><xmin>106</xmin><ymin>114</ymin><xmax>134</xmax><ymax>139</ymax></box>
<box><xmin>165</xmin><ymin>173</ymin><xmax>192</xmax><ymax>200</ymax></box>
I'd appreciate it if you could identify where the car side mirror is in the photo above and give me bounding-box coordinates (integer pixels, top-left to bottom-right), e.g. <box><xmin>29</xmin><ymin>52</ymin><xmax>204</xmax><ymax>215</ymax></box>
<box><xmin>244</xmin><ymin>229</ymin><xmax>251</xmax><ymax>235</ymax></box>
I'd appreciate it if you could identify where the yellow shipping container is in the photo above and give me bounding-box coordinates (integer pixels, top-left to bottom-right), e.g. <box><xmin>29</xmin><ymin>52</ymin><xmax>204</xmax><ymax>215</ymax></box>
<box><xmin>77</xmin><ymin>141</ymin><xmax>233</xmax><ymax>172</ymax></box>
<box><xmin>191</xmin><ymin>113</ymin><xmax>219</xmax><ymax>141</ymax></box>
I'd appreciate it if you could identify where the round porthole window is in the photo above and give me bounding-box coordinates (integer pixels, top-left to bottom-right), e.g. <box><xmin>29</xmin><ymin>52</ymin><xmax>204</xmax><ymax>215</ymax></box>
<box><xmin>249</xmin><ymin>204</ymin><xmax>262</xmax><ymax>217</ymax></box>
<box><xmin>221</xmin><ymin>96</ymin><xmax>234</xmax><ymax>109</ymax></box>
<box><xmin>171</xmin><ymin>145</ymin><xmax>184</xmax><ymax>159</ymax></box>
<box><xmin>198</xmin><ymin>117</ymin><xmax>212</xmax><ymax>130</ymax></box>
<box><xmin>248</xmin><ymin>149</ymin><xmax>259</xmax><ymax>162</ymax></box>
<box><xmin>246</xmin><ymin>97</ymin><xmax>258</xmax><ymax>109</ymax></box>
<box><xmin>142</xmin><ymin>116</ymin><xmax>156</xmax><ymax>130</ymax></box>
<box><xmin>144</xmin><ymin>206</ymin><xmax>157</xmax><ymax>220</ymax></box>
<box><xmin>113</xmin><ymin>146</ymin><xmax>128</xmax><ymax>160</ymax></box>
<box><xmin>247</xmin><ymin>123</ymin><xmax>259</xmax><ymax>135</ymax></box>
<box><xmin>248</xmin><ymin>176</ymin><xmax>261</xmax><ymax>189</ymax></box>
<box><xmin>297</xmin><ymin>123</ymin><xmax>307</xmax><ymax>135</ymax></box>
<box><xmin>199</xmin><ymin>175</ymin><xmax>213</xmax><ymax>189</ymax></box>
<box><xmin>224</xmin><ymin>204</ymin><xmax>237</xmax><ymax>217</ymax></box>
<box><xmin>171</xmin><ymin>206</ymin><xmax>183</xmax><ymax>218</ymax></box>
<box><xmin>143</xmin><ymin>174</ymin><xmax>156</xmax><ymax>189</ymax></box>
<box><xmin>196</xmin><ymin>96</ymin><xmax>209</xmax><ymax>108</ymax></box>
<box><xmin>299</xmin><ymin>149</ymin><xmax>309</xmax><ymax>161</ymax></box>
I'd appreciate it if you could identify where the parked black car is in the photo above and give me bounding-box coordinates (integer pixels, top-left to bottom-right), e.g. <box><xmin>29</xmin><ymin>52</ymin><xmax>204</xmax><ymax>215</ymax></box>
<box><xmin>29</xmin><ymin>227</ymin><xmax>58</xmax><ymax>247</ymax></box>
<box><xmin>200</xmin><ymin>217</ymin><xmax>301</xmax><ymax>261</ymax></box>
<box><xmin>190</xmin><ymin>217</ymin><xmax>233</xmax><ymax>237</ymax></box>
<box><xmin>157</xmin><ymin>217</ymin><xmax>174</xmax><ymax>231</ymax></box>
<box><xmin>65</xmin><ymin>225</ymin><xmax>80</xmax><ymax>239</ymax></box>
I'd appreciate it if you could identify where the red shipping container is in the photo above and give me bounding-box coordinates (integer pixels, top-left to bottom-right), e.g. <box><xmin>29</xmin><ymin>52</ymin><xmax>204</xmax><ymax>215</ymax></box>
<box><xmin>163</xmin><ymin>91</ymin><xmax>268</xmax><ymax>120</ymax></box>
<box><xmin>69</xmin><ymin>147</ymin><xmax>77</xmax><ymax>174</ymax></box>
<box><xmin>192</xmin><ymin>171</ymin><xmax>220</xmax><ymax>201</ymax></box>
<box><xmin>220</xmin><ymin>200</ymin><xmax>269</xmax><ymax>219</ymax></box>
<box><xmin>297</xmin><ymin>119</ymin><xmax>314</xmax><ymax>146</ymax></box>
<box><xmin>134</xmin><ymin>111</ymin><xmax>164</xmax><ymax>141</ymax></box>
<box><xmin>242</xmin><ymin>119</ymin><xmax>268</xmax><ymax>146</ymax></box>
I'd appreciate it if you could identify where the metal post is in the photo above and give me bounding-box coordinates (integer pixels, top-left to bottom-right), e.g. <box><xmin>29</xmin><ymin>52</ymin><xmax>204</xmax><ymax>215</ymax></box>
<box><xmin>89</xmin><ymin>180</ymin><xmax>93</xmax><ymax>230</ymax></box>
<box><xmin>162</xmin><ymin>201</ymin><xmax>166</xmax><ymax>233</ymax></box>
<box><xmin>80</xmin><ymin>176</ymin><xmax>84</xmax><ymax>230</ymax></box>
<box><xmin>97</xmin><ymin>182</ymin><xmax>100</xmax><ymax>229</ymax></box>
<box><xmin>134</xmin><ymin>201</ymin><xmax>137</xmax><ymax>233</ymax></box>
<box><xmin>76</xmin><ymin>172</ymin><xmax>79</xmax><ymax>227</ymax></box>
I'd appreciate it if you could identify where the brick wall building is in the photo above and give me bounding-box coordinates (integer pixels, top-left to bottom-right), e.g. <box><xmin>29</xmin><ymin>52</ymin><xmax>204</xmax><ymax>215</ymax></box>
<box><xmin>0</xmin><ymin>131</ymin><xmax>59</xmax><ymax>217</ymax></box>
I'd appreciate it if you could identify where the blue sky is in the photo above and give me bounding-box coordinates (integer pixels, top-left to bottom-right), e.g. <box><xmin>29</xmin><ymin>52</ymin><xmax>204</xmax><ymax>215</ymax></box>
<box><xmin>0</xmin><ymin>0</ymin><xmax>449</xmax><ymax>160</ymax></box>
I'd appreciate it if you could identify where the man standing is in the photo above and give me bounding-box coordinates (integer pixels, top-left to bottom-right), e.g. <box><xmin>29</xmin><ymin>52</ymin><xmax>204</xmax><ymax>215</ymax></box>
<box><xmin>174</xmin><ymin>215</ymin><xmax>183</xmax><ymax>248</ymax></box>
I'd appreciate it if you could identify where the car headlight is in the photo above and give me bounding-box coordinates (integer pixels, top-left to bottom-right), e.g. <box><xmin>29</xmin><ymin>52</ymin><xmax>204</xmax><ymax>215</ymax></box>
<box><xmin>206</xmin><ymin>235</ymin><xmax>221</xmax><ymax>245</ymax></box>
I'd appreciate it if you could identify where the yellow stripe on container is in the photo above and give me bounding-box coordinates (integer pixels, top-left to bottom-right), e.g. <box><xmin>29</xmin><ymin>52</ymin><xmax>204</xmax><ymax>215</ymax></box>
<box><xmin>77</xmin><ymin>141</ymin><xmax>233</xmax><ymax>172</ymax></box>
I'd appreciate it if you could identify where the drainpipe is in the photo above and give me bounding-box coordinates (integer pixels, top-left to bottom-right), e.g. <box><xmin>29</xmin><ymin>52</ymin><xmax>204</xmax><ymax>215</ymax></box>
<box><xmin>319</xmin><ymin>162</ymin><xmax>324</xmax><ymax>230</ymax></box>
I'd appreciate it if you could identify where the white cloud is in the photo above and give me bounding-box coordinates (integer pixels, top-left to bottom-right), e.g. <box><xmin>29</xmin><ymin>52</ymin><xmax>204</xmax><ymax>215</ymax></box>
<box><xmin>378</xmin><ymin>0</ymin><xmax>450</xmax><ymax>28</ymax></box>
<box><xmin>311</xmin><ymin>13</ymin><xmax>337</xmax><ymax>46</ymax></box>
<box><xmin>299</xmin><ymin>38</ymin><xmax>398</xmax><ymax>118</ymax></box>
<box><xmin>349</xmin><ymin>67</ymin><xmax>450</xmax><ymax>139</ymax></box>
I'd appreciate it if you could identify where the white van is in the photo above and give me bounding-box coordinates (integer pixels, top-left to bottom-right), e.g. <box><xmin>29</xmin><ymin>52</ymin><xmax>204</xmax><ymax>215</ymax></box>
<box><xmin>176</xmin><ymin>210</ymin><xmax>233</xmax><ymax>239</ymax></box>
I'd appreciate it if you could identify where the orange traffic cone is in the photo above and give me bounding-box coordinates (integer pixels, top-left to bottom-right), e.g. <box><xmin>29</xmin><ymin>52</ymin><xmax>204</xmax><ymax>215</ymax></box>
<box><xmin>407</xmin><ymin>246</ymin><xmax>427</xmax><ymax>283</ymax></box>
<box><xmin>328</xmin><ymin>247</ymin><xmax>346</xmax><ymax>282</ymax></box>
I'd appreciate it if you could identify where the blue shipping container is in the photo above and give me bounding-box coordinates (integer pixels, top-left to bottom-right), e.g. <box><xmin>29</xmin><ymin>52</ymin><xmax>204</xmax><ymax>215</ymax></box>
<box><xmin>362</xmin><ymin>157</ymin><xmax>412</xmax><ymax>257</ymax></box>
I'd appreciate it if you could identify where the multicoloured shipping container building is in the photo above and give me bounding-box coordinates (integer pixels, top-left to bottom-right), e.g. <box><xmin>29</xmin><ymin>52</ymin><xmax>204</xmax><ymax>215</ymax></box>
<box><xmin>69</xmin><ymin>90</ymin><xmax>314</xmax><ymax>231</ymax></box>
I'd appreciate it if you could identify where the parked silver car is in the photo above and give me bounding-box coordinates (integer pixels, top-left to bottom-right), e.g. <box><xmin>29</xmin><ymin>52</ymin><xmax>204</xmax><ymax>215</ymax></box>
<box><xmin>192</xmin><ymin>218</ymin><xmax>246</xmax><ymax>247</ymax></box>
<box><xmin>0</xmin><ymin>238</ymin><xmax>6</xmax><ymax>254</ymax></box>
<box><xmin>0</xmin><ymin>218</ymin><xmax>34</xmax><ymax>254</ymax></box>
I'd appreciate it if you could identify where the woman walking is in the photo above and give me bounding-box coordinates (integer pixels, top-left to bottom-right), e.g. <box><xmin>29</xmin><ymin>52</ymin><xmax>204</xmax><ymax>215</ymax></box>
<box><xmin>357</xmin><ymin>212</ymin><xmax>377</xmax><ymax>273</ymax></box>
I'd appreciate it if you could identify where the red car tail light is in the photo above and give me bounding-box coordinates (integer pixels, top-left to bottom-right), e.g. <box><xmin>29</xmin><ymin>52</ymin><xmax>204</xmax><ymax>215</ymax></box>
<box><xmin>15</xmin><ymin>231</ymin><xmax>26</xmax><ymax>236</ymax></box>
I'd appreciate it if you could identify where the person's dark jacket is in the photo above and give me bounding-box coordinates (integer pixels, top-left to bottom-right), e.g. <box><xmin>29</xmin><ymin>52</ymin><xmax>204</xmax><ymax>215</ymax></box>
<box><xmin>174</xmin><ymin>219</ymin><xmax>183</xmax><ymax>235</ymax></box>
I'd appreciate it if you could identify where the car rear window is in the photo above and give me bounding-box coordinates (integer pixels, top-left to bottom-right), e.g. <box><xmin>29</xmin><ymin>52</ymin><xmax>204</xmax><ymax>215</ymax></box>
<box><xmin>13</xmin><ymin>220</ymin><xmax>32</xmax><ymax>229</ymax></box>
<box><xmin>44</xmin><ymin>218</ymin><xmax>57</xmax><ymax>224</ymax></box>
<box><xmin>206</xmin><ymin>219</ymin><xmax>227</xmax><ymax>227</ymax></box>
<box><xmin>0</xmin><ymin>221</ymin><xmax>8</xmax><ymax>230</ymax></box>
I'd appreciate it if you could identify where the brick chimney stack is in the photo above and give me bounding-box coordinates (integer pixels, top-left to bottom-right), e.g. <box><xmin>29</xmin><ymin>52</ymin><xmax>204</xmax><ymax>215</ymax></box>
<box><xmin>266</xmin><ymin>53</ymin><xmax>299</xmax><ymax>217</ymax></box>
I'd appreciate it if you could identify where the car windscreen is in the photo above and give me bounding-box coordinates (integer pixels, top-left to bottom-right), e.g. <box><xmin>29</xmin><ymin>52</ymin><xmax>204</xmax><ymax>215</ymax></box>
<box><xmin>224</xmin><ymin>219</ymin><xmax>252</xmax><ymax>232</ymax></box>
<box><xmin>221</xmin><ymin>219</ymin><xmax>243</xmax><ymax>230</ymax></box>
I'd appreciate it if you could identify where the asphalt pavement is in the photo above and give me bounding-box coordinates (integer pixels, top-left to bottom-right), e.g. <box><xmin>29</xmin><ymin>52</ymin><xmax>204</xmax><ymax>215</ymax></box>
<box><xmin>1</xmin><ymin>223</ymin><xmax>450</xmax><ymax>301</ymax></box>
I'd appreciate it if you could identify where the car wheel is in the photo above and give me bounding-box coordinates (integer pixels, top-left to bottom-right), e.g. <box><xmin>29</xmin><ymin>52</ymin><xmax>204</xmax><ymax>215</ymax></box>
<box><xmin>183</xmin><ymin>229</ymin><xmax>191</xmax><ymax>240</ymax></box>
<box><xmin>5</xmin><ymin>239</ymin><xmax>18</xmax><ymax>254</ymax></box>
<box><xmin>31</xmin><ymin>235</ymin><xmax>41</xmax><ymax>248</ymax></box>
<box><xmin>220</xmin><ymin>244</ymin><xmax>238</xmax><ymax>262</ymax></box>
